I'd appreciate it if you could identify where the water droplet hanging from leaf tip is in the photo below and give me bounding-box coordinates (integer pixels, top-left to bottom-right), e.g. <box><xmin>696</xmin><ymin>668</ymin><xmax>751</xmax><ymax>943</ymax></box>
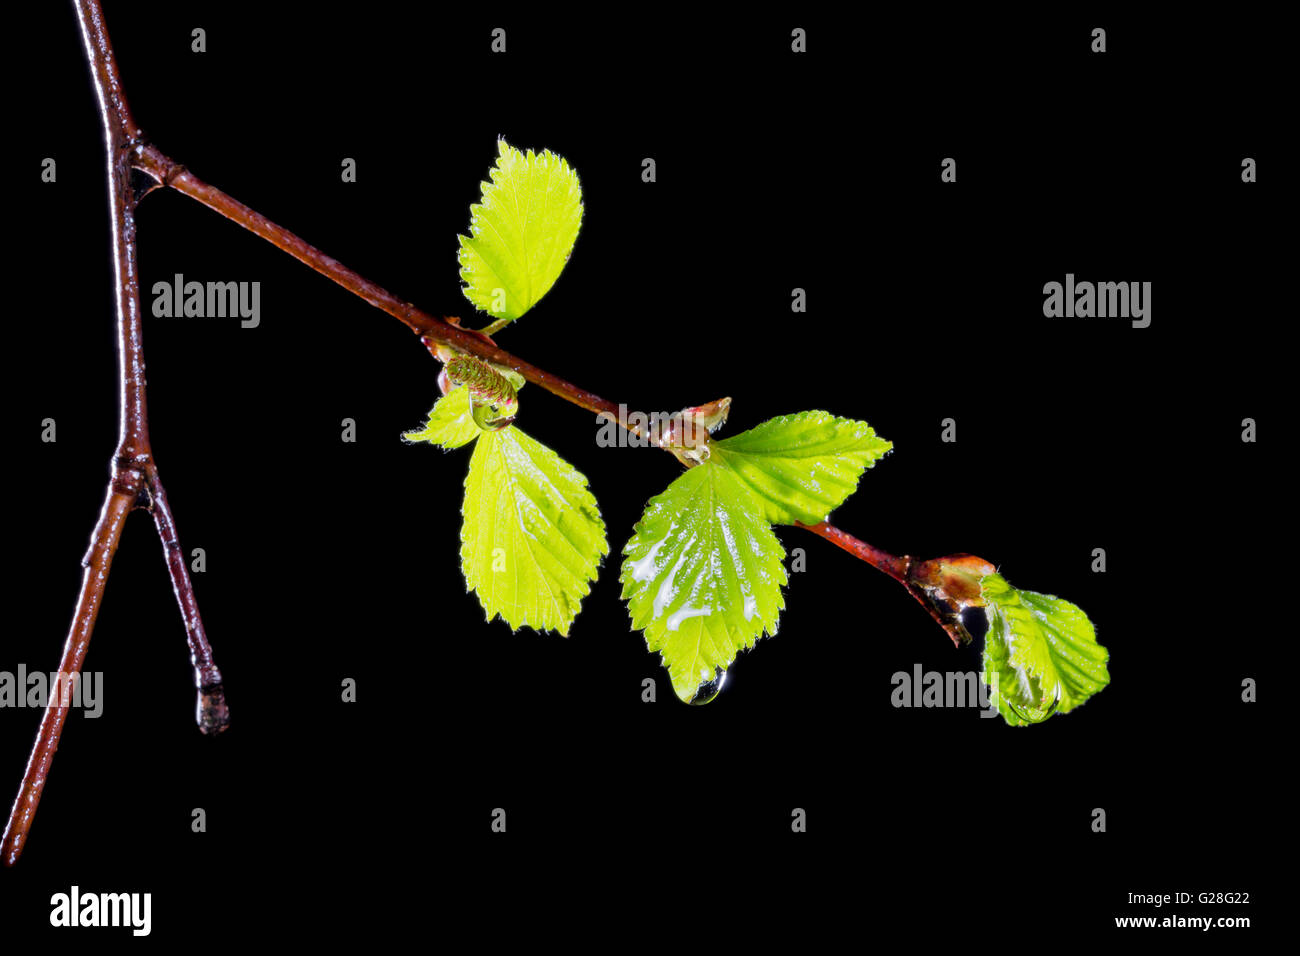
<box><xmin>688</xmin><ymin>666</ymin><xmax>728</xmax><ymax>706</ymax></box>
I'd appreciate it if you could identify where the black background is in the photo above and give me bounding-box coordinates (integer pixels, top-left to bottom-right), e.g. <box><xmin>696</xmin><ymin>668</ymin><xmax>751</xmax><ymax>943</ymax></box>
<box><xmin>1</xmin><ymin>3</ymin><xmax>1281</xmax><ymax>942</ymax></box>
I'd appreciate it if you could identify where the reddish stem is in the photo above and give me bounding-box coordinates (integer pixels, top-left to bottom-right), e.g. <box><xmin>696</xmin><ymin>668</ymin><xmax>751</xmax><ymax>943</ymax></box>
<box><xmin>796</xmin><ymin>522</ymin><xmax>972</xmax><ymax>648</ymax></box>
<box><xmin>795</xmin><ymin>520</ymin><xmax>911</xmax><ymax>582</ymax></box>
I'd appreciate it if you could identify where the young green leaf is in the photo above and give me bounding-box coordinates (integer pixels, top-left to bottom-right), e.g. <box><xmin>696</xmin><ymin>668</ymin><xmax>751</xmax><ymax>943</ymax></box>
<box><xmin>462</xmin><ymin>425</ymin><xmax>607</xmax><ymax>635</ymax></box>
<box><xmin>980</xmin><ymin>572</ymin><xmax>1109</xmax><ymax>726</ymax></box>
<box><xmin>621</xmin><ymin>461</ymin><xmax>787</xmax><ymax>703</ymax></box>
<box><xmin>457</xmin><ymin>138</ymin><xmax>583</xmax><ymax>329</ymax></box>
<box><xmin>402</xmin><ymin>385</ymin><xmax>481</xmax><ymax>449</ymax></box>
<box><xmin>711</xmin><ymin>411</ymin><xmax>892</xmax><ymax>525</ymax></box>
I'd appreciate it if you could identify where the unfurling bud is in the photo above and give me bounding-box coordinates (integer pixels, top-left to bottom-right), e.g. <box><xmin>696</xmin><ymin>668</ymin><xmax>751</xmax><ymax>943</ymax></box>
<box><xmin>445</xmin><ymin>354</ymin><xmax>519</xmax><ymax>431</ymax></box>
<box><xmin>657</xmin><ymin>397</ymin><xmax>731</xmax><ymax>466</ymax></box>
<box><xmin>907</xmin><ymin>553</ymin><xmax>996</xmax><ymax>646</ymax></box>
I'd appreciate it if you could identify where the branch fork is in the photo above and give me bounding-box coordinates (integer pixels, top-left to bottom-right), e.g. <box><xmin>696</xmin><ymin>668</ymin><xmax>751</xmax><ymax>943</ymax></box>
<box><xmin>6</xmin><ymin>0</ymin><xmax>974</xmax><ymax>865</ymax></box>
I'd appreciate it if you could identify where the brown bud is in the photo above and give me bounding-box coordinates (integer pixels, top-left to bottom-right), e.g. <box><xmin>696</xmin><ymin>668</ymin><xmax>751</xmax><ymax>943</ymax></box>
<box><xmin>909</xmin><ymin>554</ymin><xmax>996</xmax><ymax>609</ymax></box>
<box><xmin>657</xmin><ymin>397</ymin><xmax>731</xmax><ymax>467</ymax></box>
<box><xmin>906</xmin><ymin>553</ymin><xmax>997</xmax><ymax>646</ymax></box>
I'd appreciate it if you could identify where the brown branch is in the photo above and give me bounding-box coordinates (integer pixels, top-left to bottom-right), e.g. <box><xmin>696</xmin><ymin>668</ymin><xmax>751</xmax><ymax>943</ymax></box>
<box><xmin>1</xmin><ymin>484</ymin><xmax>134</xmax><ymax>866</ymax></box>
<box><xmin>2</xmin><ymin>0</ymin><xmax>226</xmax><ymax>867</ymax></box>
<box><xmin>129</xmin><ymin>144</ymin><xmax>643</xmax><ymax>435</ymax></box>
<box><xmin>7</xmin><ymin>0</ymin><xmax>966</xmax><ymax>865</ymax></box>
<box><xmin>147</xmin><ymin>473</ymin><xmax>227</xmax><ymax>732</ymax></box>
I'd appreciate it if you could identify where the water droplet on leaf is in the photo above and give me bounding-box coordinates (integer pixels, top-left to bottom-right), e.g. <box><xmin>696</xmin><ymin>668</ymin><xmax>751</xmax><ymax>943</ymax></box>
<box><xmin>688</xmin><ymin>666</ymin><xmax>728</xmax><ymax>705</ymax></box>
<box><xmin>1004</xmin><ymin>686</ymin><xmax>1061</xmax><ymax>723</ymax></box>
<box><xmin>470</xmin><ymin>396</ymin><xmax>514</xmax><ymax>431</ymax></box>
